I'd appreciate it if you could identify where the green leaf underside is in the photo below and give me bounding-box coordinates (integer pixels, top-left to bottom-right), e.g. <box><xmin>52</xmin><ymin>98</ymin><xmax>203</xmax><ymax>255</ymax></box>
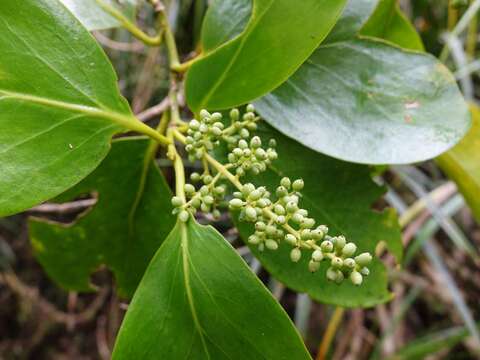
<box><xmin>0</xmin><ymin>0</ymin><xmax>139</xmax><ymax>216</ymax></box>
<box><xmin>60</xmin><ymin>0</ymin><xmax>137</xmax><ymax>31</ymax></box>
<box><xmin>234</xmin><ymin>124</ymin><xmax>402</xmax><ymax>308</ymax></box>
<box><xmin>186</xmin><ymin>0</ymin><xmax>348</xmax><ymax>112</ymax></box>
<box><xmin>112</xmin><ymin>219</ymin><xmax>311</xmax><ymax>360</ymax></box>
<box><xmin>29</xmin><ymin>138</ymin><xmax>175</xmax><ymax>298</ymax></box>
<box><xmin>437</xmin><ymin>105</ymin><xmax>480</xmax><ymax>223</ymax></box>
<box><xmin>255</xmin><ymin>38</ymin><xmax>470</xmax><ymax>165</ymax></box>
<box><xmin>360</xmin><ymin>0</ymin><xmax>424</xmax><ymax>51</ymax></box>
<box><xmin>324</xmin><ymin>0</ymin><xmax>379</xmax><ymax>44</ymax></box>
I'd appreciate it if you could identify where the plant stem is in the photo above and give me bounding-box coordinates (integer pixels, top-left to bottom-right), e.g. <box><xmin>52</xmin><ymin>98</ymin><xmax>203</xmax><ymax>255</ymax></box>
<box><xmin>171</xmin><ymin>56</ymin><xmax>201</xmax><ymax>73</ymax></box>
<box><xmin>467</xmin><ymin>0</ymin><xmax>478</xmax><ymax>59</ymax></box>
<box><xmin>316</xmin><ymin>307</ymin><xmax>345</xmax><ymax>360</ymax></box>
<box><xmin>156</xmin><ymin>6</ymin><xmax>181</xmax><ymax>69</ymax></box>
<box><xmin>95</xmin><ymin>0</ymin><xmax>163</xmax><ymax>46</ymax></box>
<box><xmin>168</xmin><ymin>129</ymin><xmax>186</xmax><ymax>201</ymax></box>
<box><xmin>448</xmin><ymin>0</ymin><xmax>459</xmax><ymax>31</ymax></box>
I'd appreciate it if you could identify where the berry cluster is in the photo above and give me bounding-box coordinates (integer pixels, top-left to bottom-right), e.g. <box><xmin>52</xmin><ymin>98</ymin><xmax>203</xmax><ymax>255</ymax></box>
<box><xmin>229</xmin><ymin>177</ymin><xmax>372</xmax><ymax>285</ymax></box>
<box><xmin>172</xmin><ymin>104</ymin><xmax>373</xmax><ymax>285</ymax></box>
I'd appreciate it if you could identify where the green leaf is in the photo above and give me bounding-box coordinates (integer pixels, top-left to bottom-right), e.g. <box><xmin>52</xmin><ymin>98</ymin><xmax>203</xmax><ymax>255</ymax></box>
<box><xmin>186</xmin><ymin>0</ymin><xmax>348</xmax><ymax>112</ymax></box>
<box><xmin>112</xmin><ymin>219</ymin><xmax>311</xmax><ymax>359</ymax></box>
<box><xmin>255</xmin><ymin>38</ymin><xmax>470</xmax><ymax>165</ymax></box>
<box><xmin>324</xmin><ymin>0</ymin><xmax>379</xmax><ymax>44</ymax></box>
<box><xmin>29</xmin><ymin>138</ymin><xmax>175</xmax><ymax>298</ymax></box>
<box><xmin>201</xmin><ymin>0</ymin><xmax>251</xmax><ymax>52</ymax></box>
<box><xmin>235</xmin><ymin>124</ymin><xmax>402</xmax><ymax>308</ymax></box>
<box><xmin>60</xmin><ymin>0</ymin><xmax>137</xmax><ymax>31</ymax></box>
<box><xmin>437</xmin><ymin>105</ymin><xmax>480</xmax><ymax>223</ymax></box>
<box><xmin>361</xmin><ymin>0</ymin><xmax>424</xmax><ymax>51</ymax></box>
<box><xmin>0</xmin><ymin>0</ymin><xmax>154</xmax><ymax>217</ymax></box>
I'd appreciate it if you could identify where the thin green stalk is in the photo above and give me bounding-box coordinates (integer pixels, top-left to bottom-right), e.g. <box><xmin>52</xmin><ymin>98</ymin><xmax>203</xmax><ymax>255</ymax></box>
<box><xmin>95</xmin><ymin>0</ymin><xmax>163</xmax><ymax>46</ymax></box>
<box><xmin>168</xmin><ymin>129</ymin><xmax>186</xmax><ymax>202</ymax></box>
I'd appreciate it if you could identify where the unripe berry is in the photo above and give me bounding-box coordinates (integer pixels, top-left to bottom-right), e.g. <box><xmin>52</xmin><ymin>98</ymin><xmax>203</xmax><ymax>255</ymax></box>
<box><xmin>269</xmin><ymin>139</ymin><xmax>277</xmax><ymax>148</ymax></box>
<box><xmin>238</xmin><ymin>139</ymin><xmax>248</xmax><ymax>149</ymax></box>
<box><xmin>274</xmin><ymin>204</ymin><xmax>286</xmax><ymax>215</ymax></box>
<box><xmin>212</xmin><ymin>209</ymin><xmax>221</xmax><ymax>219</ymax></box>
<box><xmin>342</xmin><ymin>242</ymin><xmax>357</xmax><ymax>257</ymax></box>
<box><xmin>285</xmin><ymin>234</ymin><xmax>297</xmax><ymax>246</ymax></box>
<box><xmin>230</xmin><ymin>108</ymin><xmax>239</xmax><ymax>120</ymax></box>
<box><xmin>292</xmin><ymin>212</ymin><xmax>304</xmax><ymax>224</ymax></box>
<box><xmin>229</xmin><ymin>198</ymin><xmax>244</xmax><ymax>209</ymax></box>
<box><xmin>249</xmin><ymin>189</ymin><xmax>263</xmax><ymax>201</ymax></box>
<box><xmin>301</xmin><ymin>218</ymin><xmax>315</xmax><ymax>229</ymax></box>
<box><xmin>265</xmin><ymin>239</ymin><xmax>278</xmax><ymax>250</ymax></box>
<box><xmin>179</xmin><ymin>210</ymin><xmax>190</xmax><ymax>222</ymax></box>
<box><xmin>203</xmin><ymin>195</ymin><xmax>214</xmax><ymax>205</ymax></box>
<box><xmin>276</xmin><ymin>186</ymin><xmax>288</xmax><ymax>197</ymax></box>
<box><xmin>350</xmin><ymin>271</ymin><xmax>363</xmax><ymax>286</ymax></box>
<box><xmin>309</xmin><ymin>260</ymin><xmax>320</xmax><ymax>273</ymax></box>
<box><xmin>246</xmin><ymin>104</ymin><xmax>255</xmax><ymax>113</ymax></box>
<box><xmin>290</xmin><ymin>248</ymin><xmax>302</xmax><ymax>262</ymax></box>
<box><xmin>355</xmin><ymin>252</ymin><xmax>372</xmax><ymax>267</ymax></box>
<box><xmin>292</xmin><ymin>179</ymin><xmax>304</xmax><ymax>191</ymax></box>
<box><xmin>191</xmin><ymin>172</ymin><xmax>201</xmax><ymax>182</ymax></box>
<box><xmin>200</xmin><ymin>185</ymin><xmax>209</xmax><ymax>196</ymax></box>
<box><xmin>312</xmin><ymin>250</ymin><xmax>324</xmax><ymax>262</ymax></box>
<box><xmin>280</xmin><ymin>177</ymin><xmax>291</xmax><ymax>189</ymax></box>
<box><xmin>286</xmin><ymin>201</ymin><xmax>298</xmax><ymax>213</ymax></box>
<box><xmin>255</xmin><ymin>148</ymin><xmax>266</xmax><ymax>160</ymax></box>
<box><xmin>171</xmin><ymin>196</ymin><xmax>183</xmax><ymax>207</ymax></box>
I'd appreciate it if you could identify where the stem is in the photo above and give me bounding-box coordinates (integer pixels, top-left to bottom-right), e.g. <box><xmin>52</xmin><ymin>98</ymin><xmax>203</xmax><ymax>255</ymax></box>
<box><xmin>171</xmin><ymin>56</ymin><xmax>201</xmax><ymax>73</ymax></box>
<box><xmin>95</xmin><ymin>0</ymin><xmax>163</xmax><ymax>46</ymax></box>
<box><xmin>168</xmin><ymin>129</ymin><xmax>186</xmax><ymax>201</ymax></box>
<box><xmin>156</xmin><ymin>6</ymin><xmax>181</xmax><ymax>69</ymax></box>
<box><xmin>448</xmin><ymin>0</ymin><xmax>459</xmax><ymax>31</ymax></box>
<box><xmin>467</xmin><ymin>0</ymin><xmax>478</xmax><ymax>59</ymax></box>
<box><xmin>316</xmin><ymin>307</ymin><xmax>345</xmax><ymax>360</ymax></box>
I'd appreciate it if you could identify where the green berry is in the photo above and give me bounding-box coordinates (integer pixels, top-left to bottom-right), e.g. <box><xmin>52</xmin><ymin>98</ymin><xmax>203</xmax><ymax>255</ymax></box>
<box><xmin>342</xmin><ymin>242</ymin><xmax>357</xmax><ymax>257</ymax></box>
<box><xmin>266</xmin><ymin>225</ymin><xmax>277</xmax><ymax>236</ymax></box>
<box><xmin>292</xmin><ymin>179</ymin><xmax>304</xmax><ymax>191</ymax></box>
<box><xmin>179</xmin><ymin>210</ymin><xmax>190</xmax><ymax>222</ymax></box>
<box><xmin>212</xmin><ymin>209</ymin><xmax>221</xmax><ymax>219</ymax></box>
<box><xmin>276</xmin><ymin>186</ymin><xmax>288</xmax><ymax>197</ymax></box>
<box><xmin>255</xmin><ymin>221</ymin><xmax>266</xmax><ymax>231</ymax></box>
<box><xmin>249</xmin><ymin>189</ymin><xmax>263</xmax><ymax>201</ymax></box>
<box><xmin>309</xmin><ymin>260</ymin><xmax>320</xmax><ymax>272</ymax></box>
<box><xmin>203</xmin><ymin>195</ymin><xmax>214</xmax><ymax>205</ymax></box>
<box><xmin>171</xmin><ymin>196</ymin><xmax>183</xmax><ymax>207</ymax></box>
<box><xmin>355</xmin><ymin>252</ymin><xmax>372</xmax><ymax>267</ymax></box>
<box><xmin>292</xmin><ymin>212</ymin><xmax>304</xmax><ymax>224</ymax></box>
<box><xmin>246</xmin><ymin>104</ymin><xmax>255</xmax><ymax>113</ymax></box>
<box><xmin>290</xmin><ymin>248</ymin><xmax>302</xmax><ymax>263</ymax></box>
<box><xmin>312</xmin><ymin>250</ymin><xmax>323</xmax><ymax>262</ymax></box>
<box><xmin>269</xmin><ymin>139</ymin><xmax>277</xmax><ymax>148</ymax></box>
<box><xmin>274</xmin><ymin>204</ymin><xmax>285</xmax><ymax>215</ymax></box>
<box><xmin>350</xmin><ymin>271</ymin><xmax>363</xmax><ymax>286</ymax></box>
<box><xmin>191</xmin><ymin>172</ymin><xmax>201</xmax><ymax>182</ymax></box>
<box><xmin>248</xmin><ymin>235</ymin><xmax>261</xmax><ymax>245</ymax></box>
<box><xmin>265</xmin><ymin>239</ymin><xmax>279</xmax><ymax>250</ymax></box>
<box><xmin>230</xmin><ymin>108</ymin><xmax>239</xmax><ymax>120</ymax></box>
<box><xmin>301</xmin><ymin>218</ymin><xmax>315</xmax><ymax>229</ymax></box>
<box><xmin>238</xmin><ymin>139</ymin><xmax>248</xmax><ymax>149</ymax></box>
<box><xmin>286</xmin><ymin>201</ymin><xmax>298</xmax><ymax>214</ymax></box>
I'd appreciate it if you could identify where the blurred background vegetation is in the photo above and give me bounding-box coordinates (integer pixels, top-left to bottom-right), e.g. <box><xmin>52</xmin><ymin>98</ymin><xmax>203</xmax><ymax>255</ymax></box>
<box><xmin>1</xmin><ymin>0</ymin><xmax>480</xmax><ymax>359</ymax></box>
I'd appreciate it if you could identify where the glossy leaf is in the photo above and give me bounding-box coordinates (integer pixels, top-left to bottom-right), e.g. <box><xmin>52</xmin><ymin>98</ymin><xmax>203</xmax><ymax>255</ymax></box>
<box><xmin>60</xmin><ymin>0</ymin><xmax>137</xmax><ymax>31</ymax></box>
<box><xmin>201</xmin><ymin>0</ymin><xmax>251</xmax><ymax>52</ymax></box>
<box><xmin>324</xmin><ymin>0</ymin><xmax>379</xmax><ymax>43</ymax></box>
<box><xmin>29</xmin><ymin>138</ymin><xmax>176</xmax><ymax>298</ymax></box>
<box><xmin>0</xmin><ymin>0</ymin><xmax>147</xmax><ymax>216</ymax></box>
<box><xmin>186</xmin><ymin>0</ymin><xmax>348</xmax><ymax>112</ymax></box>
<box><xmin>112</xmin><ymin>219</ymin><xmax>311</xmax><ymax>359</ymax></box>
<box><xmin>437</xmin><ymin>105</ymin><xmax>480</xmax><ymax>223</ymax></box>
<box><xmin>361</xmin><ymin>0</ymin><xmax>424</xmax><ymax>51</ymax></box>
<box><xmin>255</xmin><ymin>38</ymin><xmax>470</xmax><ymax>165</ymax></box>
<box><xmin>234</xmin><ymin>124</ymin><xmax>402</xmax><ymax>307</ymax></box>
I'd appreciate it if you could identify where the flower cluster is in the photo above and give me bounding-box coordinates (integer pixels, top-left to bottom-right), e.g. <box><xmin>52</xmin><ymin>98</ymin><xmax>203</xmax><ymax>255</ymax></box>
<box><xmin>229</xmin><ymin>177</ymin><xmax>372</xmax><ymax>285</ymax></box>
<box><xmin>172</xmin><ymin>104</ymin><xmax>373</xmax><ymax>285</ymax></box>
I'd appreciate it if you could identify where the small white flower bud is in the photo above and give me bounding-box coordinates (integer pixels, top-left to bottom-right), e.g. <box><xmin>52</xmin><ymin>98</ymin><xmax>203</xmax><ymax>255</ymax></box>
<box><xmin>285</xmin><ymin>234</ymin><xmax>297</xmax><ymax>246</ymax></box>
<box><xmin>250</xmin><ymin>136</ymin><xmax>262</xmax><ymax>148</ymax></box>
<box><xmin>265</xmin><ymin>239</ymin><xmax>278</xmax><ymax>250</ymax></box>
<box><xmin>343</xmin><ymin>258</ymin><xmax>356</xmax><ymax>269</ymax></box>
<box><xmin>334</xmin><ymin>236</ymin><xmax>346</xmax><ymax>250</ymax></box>
<box><xmin>342</xmin><ymin>242</ymin><xmax>357</xmax><ymax>257</ymax></box>
<box><xmin>326</xmin><ymin>267</ymin><xmax>337</xmax><ymax>281</ymax></box>
<box><xmin>179</xmin><ymin>210</ymin><xmax>190</xmax><ymax>222</ymax></box>
<box><xmin>312</xmin><ymin>250</ymin><xmax>324</xmax><ymax>262</ymax></box>
<box><xmin>229</xmin><ymin>198</ymin><xmax>244</xmax><ymax>209</ymax></box>
<box><xmin>184</xmin><ymin>183</ymin><xmax>195</xmax><ymax>194</ymax></box>
<box><xmin>245</xmin><ymin>206</ymin><xmax>257</xmax><ymax>220</ymax></box>
<box><xmin>292</xmin><ymin>179</ymin><xmax>304</xmax><ymax>191</ymax></box>
<box><xmin>280</xmin><ymin>177</ymin><xmax>291</xmax><ymax>189</ymax></box>
<box><xmin>360</xmin><ymin>267</ymin><xmax>370</xmax><ymax>276</ymax></box>
<box><xmin>355</xmin><ymin>252</ymin><xmax>372</xmax><ymax>267</ymax></box>
<box><xmin>246</xmin><ymin>104</ymin><xmax>255</xmax><ymax>113</ymax></box>
<box><xmin>309</xmin><ymin>260</ymin><xmax>320</xmax><ymax>272</ymax></box>
<box><xmin>331</xmin><ymin>257</ymin><xmax>343</xmax><ymax>269</ymax></box>
<box><xmin>290</xmin><ymin>248</ymin><xmax>302</xmax><ymax>263</ymax></box>
<box><xmin>230</xmin><ymin>108</ymin><xmax>239</xmax><ymax>120</ymax></box>
<box><xmin>321</xmin><ymin>240</ymin><xmax>333</xmax><ymax>252</ymax></box>
<box><xmin>248</xmin><ymin>235</ymin><xmax>261</xmax><ymax>245</ymax></box>
<box><xmin>350</xmin><ymin>271</ymin><xmax>363</xmax><ymax>285</ymax></box>
<box><xmin>171</xmin><ymin>196</ymin><xmax>183</xmax><ymax>207</ymax></box>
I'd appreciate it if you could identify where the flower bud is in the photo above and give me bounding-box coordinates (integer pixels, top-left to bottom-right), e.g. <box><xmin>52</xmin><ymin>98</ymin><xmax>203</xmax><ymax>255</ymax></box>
<box><xmin>171</xmin><ymin>196</ymin><xmax>183</xmax><ymax>207</ymax></box>
<box><xmin>312</xmin><ymin>250</ymin><xmax>324</xmax><ymax>262</ymax></box>
<box><xmin>266</xmin><ymin>225</ymin><xmax>277</xmax><ymax>236</ymax></box>
<box><xmin>250</xmin><ymin>136</ymin><xmax>262</xmax><ymax>148</ymax></box>
<box><xmin>321</xmin><ymin>240</ymin><xmax>334</xmax><ymax>252</ymax></box>
<box><xmin>360</xmin><ymin>267</ymin><xmax>370</xmax><ymax>276</ymax></box>
<box><xmin>350</xmin><ymin>271</ymin><xmax>363</xmax><ymax>286</ymax></box>
<box><xmin>246</xmin><ymin>104</ymin><xmax>255</xmax><ymax>113</ymax></box>
<box><xmin>229</xmin><ymin>198</ymin><xmax>244</xmax><ymax>209</ymax></box>
<box><xmin>280</xmin><ymin>177</ymin><xmax>291</xmax><ymax>189</ymax></box>
<box><xmin>179</xmin><ymin>210</ymin><xmax>190</xmax><ymax>222</ymax></box>
<box><xmin>331</xmin><ymin>257</ymin><xmax>343</xmax><ymax>269</ymax></box>
<box><xmin>292</xmin><ymin>212</ymin><xmax>304</xmax><ymax>224</ymax></box>
<box><xmin>342</xmin><ymin>242</ymin><xmax>357</xmax><ymax>257</ymax></box>
<box><xmin>292</xmin><ymin>179</ymin><xmax>304</xmax><ymax>191</ymax></box>
<box><xmin>290</xmin><ymin>248</ymin><xmax>302</xmax><ymax>263</ymax></box>
<box><xmin>203</xmin><ymin>195</ymin><xmax>214</xmax><ymax>205</ymax></box>
<box><xmin>343</xmin><ymin>258</ymin><xmax>356</xmax><ymax>269</ymax></box>
<box><xmin>254</xmin><ymin>148</ymin><xmax>266</xmax><ymax>160</ymax></box>
<box><xmin>285</xmin><ymin>234</ymin><xmax>297</xmax><ymax>246</ymax></box>
<box><xmin>274</xmin><ymin>204</ymin><xmax>286</xmax><ymax>215</ymax></box>
<box><xmin>230</xmin><ymin>108</ymin><xmax>239</xmax><ymax>120</ymax></box>
<box><xmin>184</xmin><ymin>183</ymin><xmax>195</xmax><ymax>194</ymax></box>
<box><xmin>276</xmin><ymin>215</ymin><xmax>286</xmax><ymax>225</ymax></box>
<box><xmin>276</xmin><ymin>186</ymin><xmax>288</xmax><ymax>197</ymax></box>
<box><xmin>245</xmin><ymin>206</ymin><xmax>257</xmax><ymax>220</ymax></box>
<box><xmin>265</xmin><ymin>239</ymin><xmax>278</xmax><ymax>250</ymax></box>
<box><xmin>269</xmin><ymin>139</ymin><xmax>277</xmax><ymax>148</ymax></box>
<box><xmin>326</xmin><ymin>267</ymin><xmax>337</xmax><ymax>281</ymax></box>
<box><xmin>200</xmin><ymin>109</ymin><xmax>210</xmax><ymax>119</ymax></box>
<box><xmin>301</xmin><ymin>218</ymin><xmax>315</xmax><ymax>229</ymax></box>
<box><xmin>334</xmin><ymin>235</ymin><xmax>346</xmax><ymax>250</ymax></box>
<box><xmin>191</xmin><ymin>172</ymin><xmax>201</xmax><ymax>182</ymax></box>
<box><xmin>286</xmin><ymin>201</ymin><xmax>298</xmax><ymax>213</ymax></box>
<box><xmin>255</xmin><ymin>221</ymin><xmax>266</xmax><ymax>231</ymax></box>
<box><xmin>355</xmin><ymin>252</ymin><xmax>372</xmax><ymax>267</ymax></box>
<box><xmin>248</xmin><ymin>235</ymin><xmax>261</xmax><ymax>245</ymax></box>
<box><xmin>238</xmin><ymin>139</ymin><xmax>248</xmax><ymax>149</ymax></box>
<box><xmin>211</xmin><ymin>112</ymin><xmax>222</xmax><ymax>121</ymax></box>
<box><xmin>309</xmin><ymin>260</ymin><xmax>320</xmax><ymax>272</ymax></box>
<box><xmin>189</xmin><ymin>119</ymin><xmax>200</xmax><ymax>130</ymax></box>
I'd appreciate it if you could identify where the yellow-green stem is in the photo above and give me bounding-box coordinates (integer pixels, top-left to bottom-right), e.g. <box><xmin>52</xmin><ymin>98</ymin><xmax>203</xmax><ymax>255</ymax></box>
<box><xmin>316</xmin><ymin>307</ymin><xmax>345</xmax><ymax>360</ymax></box>
<box><xmin>95</xmin><ymin>0</ymin><xmax>163</xmax><ymax>46</ymax></box>
<box><xmin>168</xmin><ymin>129</ymin><xmax>186</xmax><ymax>202</ymax></box>
<box><xmin>467</xmin><ymin>0</ymin><xmax>478</xmax><ymax>59</ymax></box>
